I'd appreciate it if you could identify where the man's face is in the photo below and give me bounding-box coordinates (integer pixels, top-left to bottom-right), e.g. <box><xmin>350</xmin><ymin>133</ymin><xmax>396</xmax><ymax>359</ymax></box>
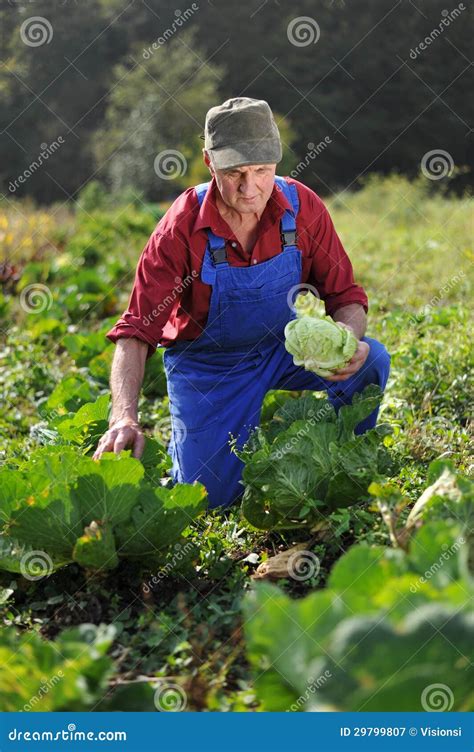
<box><xmin>204</xmin><ymin>153</ymin><xmax>276</xmax><ymax>215</ymax></box>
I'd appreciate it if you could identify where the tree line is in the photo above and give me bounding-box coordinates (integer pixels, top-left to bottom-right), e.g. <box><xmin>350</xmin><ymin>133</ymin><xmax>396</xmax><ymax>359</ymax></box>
<box><xmin>0</xmin><ymin>0</ymin><xmax>471</xmax><ymax>204</ymax></box>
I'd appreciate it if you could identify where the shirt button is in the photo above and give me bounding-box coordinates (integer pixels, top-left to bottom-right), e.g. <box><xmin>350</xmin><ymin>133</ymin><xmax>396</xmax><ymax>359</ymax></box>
<box><xmin>252</xmin><ymin>259</ymin><xmax>257</xmax><ymax>264</ymax></box>
<box><xmin>231</xmin><ymin>241</ymin><xmax>237</xmax><ymax>248</ymax></box>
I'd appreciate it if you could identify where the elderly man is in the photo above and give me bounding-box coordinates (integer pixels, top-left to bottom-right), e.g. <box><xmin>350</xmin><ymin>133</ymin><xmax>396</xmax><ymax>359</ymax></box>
<box><xmin>94</xmin><ymin>97</ymin><xmax>390</xmax><ymax>508</ymax></box>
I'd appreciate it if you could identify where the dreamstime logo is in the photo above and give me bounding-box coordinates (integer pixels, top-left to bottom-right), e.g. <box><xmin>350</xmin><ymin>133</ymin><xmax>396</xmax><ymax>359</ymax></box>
<box><xmin>287</xmin><ymin>16</ymin><xmax>320</xmax><ymax>47</ymax></box>
<box><xmin>287</xmin><ymin>282</ymin><xmax>320</xmax><ymax>312</ymax></box>
<box><xmin>142</xmin><ymin>271</ymin><xmax>198</xmax><ymax>326</ymax></box>
<box><xmin>20</xmin><ymin>16</ymin><xmax>53</xmax><ymax>47</ymax></box>
<box><xmin>20</xmin><ymin>550</ymin><xmax>54</xmax><ymax>581</ymax></box>
<box><xmin>409</xmin><ymin>271</ymin><xmax>465</xmax><ymax>324</ymax></box>
<box><xmin>421</xmin><ymin>683</ymin><xmax>454</xmax><ymax>711</ymax></box>
<box><xmin>154</xmin><ymin>682</ymin><xmax>187</xmax><ymax>712</ymax></box>
<box><xmin>287</xmin><ymin>550</ymin><xmax>320</xmax><ymax>581</ymax></box>
<box><xmin>270</xmin><ymin>401</ymin><xmax>333</xmax><ymax>461</ymax></box>
<box><xmin>20</xmin><ymin>283</ymin><xmax>53</xmax><ymax>314</ymax></box>
<box><xmin>409</xmin><ymin>4</ymin><xmax>466</xmax><ymax>60</ymax></box>
<box><xmin>290</xmin><ymin>138</ymin><xmax>332</xmax><ymax>178</ymax></box>
<box><xmin>288</xmin><ymin>669</ymin><xmax>332</xmax><ymax>711</ymax></box>
<box><xmin>23</xmin><ymin>671</ymin><xmax>64</xmax><ymax>711</ymax></box>
<box><xmin>142</xmin><ymin>4</ymin><xmax>199</xmax><ymax>58</ymax></box>
<box><xmin>409</xmin><ymin>536</ymin><xmax>464</xmax><ymax>592</ymax></box>
<box><xmin>421</xmin><ymin>149</ymin><xmax>454</xmax><ymax>180</ymax></box>
<box><xmin>143</xmin><ymin>541</ymin><xmax>194</xmax><ymax>592</ymax></box>
<box><xmin>154</xmin><ymin>150</ymin><xmax>187</xmax><ymax>180</ymax></box>
<box><xmin>9</xmin><ymin>137</ymin><xmax>65</xmax><ymax>193</ymax></box>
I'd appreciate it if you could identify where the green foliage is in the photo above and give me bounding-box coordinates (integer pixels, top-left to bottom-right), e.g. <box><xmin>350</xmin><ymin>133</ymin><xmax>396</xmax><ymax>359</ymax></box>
<box><xmin>77</xmin><ymin>181</ymin><xmax>109</xmax><ymax>212</ymax></box>
<box><xmin>47</xmin><ymin>394</ymin><xmax>111</xmax><ymax>452</ymax></box>
<box><xmin>238</xmin><ymin>385</ymin><xmax>393</xmax><ymax>530</ymax></box>
<box><xmin>0</xmin><ymin>177</ymin><xmax>471</xmax><ymax>710</ymax></box>
<box><xmin>1</xmin><ymin>1</ymin><xmax>471</xmax><ymax>201</ymax></box>
<box><xmin>0</xmin><ymin>446</ymin><xmax>207</xmax><ymax>575</ymax></box>
<box><xmin>44</xmin><ymin>375</ymin><xmax>100</xmax><ymax>415</ymax></box>
<box><xmin>93</xmin><ymin>29</ymin><xmax>223</xmax><ymax>200</ymax></box>
<box><xmin>0</xmin><ymin>0</ymin><xmax>120</xmax><ymax>203</ymax></box>
<box><xmin>0</xmin><ymin>624</ymin><xmax>116</xmax><ymax>711</ymax></box>
<box><xmin>244</xmin><ymin>462</ymin><xmax>473</xmax><ymax>711</ymax></box>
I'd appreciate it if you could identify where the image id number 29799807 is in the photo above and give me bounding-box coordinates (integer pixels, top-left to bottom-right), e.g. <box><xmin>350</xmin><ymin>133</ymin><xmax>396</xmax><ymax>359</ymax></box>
<box><xmin>340</xmin><ymin>728</ymin><xmax>407</xmax><ymax>737</ymax></box>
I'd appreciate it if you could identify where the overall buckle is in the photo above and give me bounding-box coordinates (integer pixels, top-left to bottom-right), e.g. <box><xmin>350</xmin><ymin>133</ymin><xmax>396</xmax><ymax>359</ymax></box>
<box><xmin>281</xmin><ymin>229</ymin><xmax>297</xmax><ymax>248</ymax></box>
<box><xmin>211</xmin><ymin>245</ymin><xmax>227</xmax><ymax>264</ymax></box>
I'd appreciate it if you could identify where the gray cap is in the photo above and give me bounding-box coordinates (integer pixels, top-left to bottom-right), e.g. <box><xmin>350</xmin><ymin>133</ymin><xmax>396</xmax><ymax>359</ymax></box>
<box><xmin>204</xmin><ymin>97</ymin><xmax>282</xmax><ymax>170</ymax></box>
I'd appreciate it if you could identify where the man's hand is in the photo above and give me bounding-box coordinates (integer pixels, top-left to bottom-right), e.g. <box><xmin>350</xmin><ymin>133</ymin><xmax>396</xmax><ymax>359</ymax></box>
<box><xmin>92</xmin><ymin>418</ymin><xmax>145</xmax><ymax>460</ymax></box>
<box><xmin>324</xmin><ymin>323</ymin><xmax>370</xmax><ymax>382</ymax></box>
<box><xmin>93</xmin><ymin>337</ymin><xmax>148</xmax><ymax>461</ymax></box>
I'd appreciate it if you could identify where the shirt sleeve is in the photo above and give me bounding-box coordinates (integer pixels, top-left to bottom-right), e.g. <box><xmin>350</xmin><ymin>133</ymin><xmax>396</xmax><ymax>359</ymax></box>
<box><xmin>306</xmin><ymin>193</ymin><xmax>368</xmax><ymax>317</ymax></box>
<box><xmin>106</xmin><ymin>230</ymin><xmax>187</xmax><ymax>358</ymax></box>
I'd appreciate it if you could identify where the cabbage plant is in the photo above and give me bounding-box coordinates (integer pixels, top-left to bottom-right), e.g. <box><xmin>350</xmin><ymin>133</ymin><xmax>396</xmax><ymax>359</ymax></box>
<box><xmin>0</xmin><ymin>445</ymin><xmax>207</xmax><ymax>575</ymax></box>
<box><xmin>238</xmin><ymin>385</ymin><xmax>393</xmax><ymax>530</ymax></box>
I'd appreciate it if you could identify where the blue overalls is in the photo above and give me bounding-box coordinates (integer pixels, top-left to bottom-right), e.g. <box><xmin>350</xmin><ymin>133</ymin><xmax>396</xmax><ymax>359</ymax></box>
<box><xmin>163</xmin><ymin>177</ymin><xmax>391</xmax><ymax>509</ymax></box>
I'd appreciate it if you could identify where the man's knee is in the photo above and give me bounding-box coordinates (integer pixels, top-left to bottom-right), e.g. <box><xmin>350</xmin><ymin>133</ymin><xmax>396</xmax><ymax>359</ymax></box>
<box><xmin>169</xmin><ymin>433</ymin><xmax>243</xmax><ymax>510</ymax></box>
<box><xmin>362</xmin><ymin>336</ymin><xmax>391</xmax><ymax>386</ymax></box>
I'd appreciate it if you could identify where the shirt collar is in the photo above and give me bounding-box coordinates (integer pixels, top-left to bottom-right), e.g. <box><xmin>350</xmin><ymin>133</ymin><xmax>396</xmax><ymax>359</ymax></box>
<box><xmin>192</xmin><ymin>175</ymin><xmax>292</xmax><ymax>236</ymax></box>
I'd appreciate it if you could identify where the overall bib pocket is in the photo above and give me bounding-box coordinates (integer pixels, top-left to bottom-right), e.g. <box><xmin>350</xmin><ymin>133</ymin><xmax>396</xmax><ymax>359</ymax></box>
<box><xmin>219</xmin><ymin>282</ymin><xmax>297</xmax><ymax>348</ymax></box>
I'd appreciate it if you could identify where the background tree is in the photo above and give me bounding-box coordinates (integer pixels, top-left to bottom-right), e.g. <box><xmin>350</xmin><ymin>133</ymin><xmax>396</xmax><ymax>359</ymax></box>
<box><xmin>0</xmin><ymin>0</ymin><xmax>123</xmax><ymax>203</ymax></box>
<box><xmin>92</xmin><ymin>29</ymin><xmax>223</xmax><ymax>200</ymax></box>
<box><xmin>0</xmin><ymin>0</ymin><xmax>471</xmax><ymax>203</ymax></box>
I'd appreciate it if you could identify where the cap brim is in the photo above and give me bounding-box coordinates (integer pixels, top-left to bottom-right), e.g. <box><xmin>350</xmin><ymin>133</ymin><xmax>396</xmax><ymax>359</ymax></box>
<box><xmin>208</xmin><ymin>139</ymin><xmax>282</xmax><ymax>171</ymax></box>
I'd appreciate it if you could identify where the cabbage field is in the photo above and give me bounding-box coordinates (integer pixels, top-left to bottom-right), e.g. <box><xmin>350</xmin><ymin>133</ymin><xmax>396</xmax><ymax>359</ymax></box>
<box><xmin>0</xmin><ymin>174</ymin><xmax>472</xmax><ymax>712</ymax></box>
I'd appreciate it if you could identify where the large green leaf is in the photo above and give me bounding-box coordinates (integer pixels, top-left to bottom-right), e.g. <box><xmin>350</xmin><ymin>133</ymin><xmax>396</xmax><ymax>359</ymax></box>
<box><xmin>73</xmin><ymin>521</ymin><xmax>119</xmax><ymax>571</ymax></box>
<box><xmin>45</xmin><ymin>375</ymin><xmax>98</xmax><ymax>414</ymax></box>
<box><xmin>327</xmin><ymin>527</ymin><xmax>470</xmax><ymax>618</ymax></box>
<box><xmin>51</xmin><ymin>394</ymin><xmax>111</xmax><ymax>448</ymax></box>
<box><xmin>328</xmin><ymin>544</ymin><xmax>406</xmax><ymax>611</ymax></box>
<box><xmin>243</xmin><ymin>584</ymin><xmax>343</xmax><ymax>710</ymax></box>
<box><xmin>140</xmin><ymin>436</ymin><xmax>171</xmax><ymax>484</ymax></box>
<box><xmin>8</xmin><ymin>498</ymin><xmax>81</xmax><ymax>559</ymax></box>
<box><xmin>18</xmin><ymin>446</ymin><xmax>90</xmax><ymax>506</ymax></box>
<box><xmin>245</xmin><ymin>583</ymin><xmax>474</xmax><ymax>711</ymax></box>
<box><xmin>0</xmin><ymin>441</ymin><xmax>209</xmax><ymax>575</ymax></box>
<box><xmin>71</xmin><ymin>452</ymin><xmax>144</xmax><ymax>527</ymax></box>
<box><xmin>116</xmin><ymin>482</ymin><xmax>207</xmax><ymax>558</ymax></box>
<box><xmin>62</xmin><ymin>331</ymin><xmax>109</xmax><ymax>367</ymax></box>
<box><xmin>408</xmin><ymin>520</ymin><xmax>466</xmax><ymax>589</ymax></box>
<box><xmin>0</xmin><ymin>472</ymin><xmax>28</xmax><ymax>523</ymax></box>
<box><xmin>270</xmin><ymin>395</ymin><xmax>336</xmax><ymax>436</ymax></box>
<box><xmin>241</xmin><ymin>487</ymin><xmax>280</xmax><ymax>531</ymax></box>
<box><xmin>336</xmin><ymin>384</ymin><xmax>383</xmax><ymax>440</ymax></box>
<box><xmin>244</xmin><ymin>503</ymin><xmax>474</xmax><ymax>710</ymax></box>
<box><xmin>0</xmin><ymin>536</ymin><xmax>67</xmax><ymax>575</ymax></box>
<box><xmin>315</xmin><ymin>606</ymin><xmax>474</xmax><ymax>711</ymax></box>
<box><xmin>325</xmin><ymin>471</ymin><xmax>370</xmax><ymax>509</ymax></box>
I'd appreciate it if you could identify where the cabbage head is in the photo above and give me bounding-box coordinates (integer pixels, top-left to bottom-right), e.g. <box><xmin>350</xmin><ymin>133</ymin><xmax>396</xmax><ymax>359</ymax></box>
<box><xmin>284</xmin><ymin>295</ymin><xmax>358</xmax><ymax>377</ymax></box>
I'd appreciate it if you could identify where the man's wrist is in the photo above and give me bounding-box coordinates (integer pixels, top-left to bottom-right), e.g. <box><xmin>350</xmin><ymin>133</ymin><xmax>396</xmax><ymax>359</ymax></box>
<box><xmin>337</xmin><ymin>321</ymin><xmax>358</xmax><ymax>338</ymax></box>
<box><xmin>109</xmin><ymin>415</ymin><xmax>140</xmax><ymax>429</ymax></box>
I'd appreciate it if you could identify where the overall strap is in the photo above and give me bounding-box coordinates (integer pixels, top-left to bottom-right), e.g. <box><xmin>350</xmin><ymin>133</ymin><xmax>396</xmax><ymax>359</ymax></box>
<box><xmin>194</xmin><ymin>182</ymin><xmax>210</xmax><ymax>205</ymax></box>
<box><xmin>274</xmin><ymin>176</ymin><xmax>300</xmax><ymax>251</ymax></box>
<box><xmin>195</xmin><ymin>182</ymin><xmax>228</xmax><ymax>267</ymax></box>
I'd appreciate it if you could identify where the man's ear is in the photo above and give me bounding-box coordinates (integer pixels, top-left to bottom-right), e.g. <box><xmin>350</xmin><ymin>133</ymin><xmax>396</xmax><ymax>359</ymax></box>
<box><xmin>203</xmin><ymin>149</ymin><xmax>214</xmax><ymax>174</ymax></box>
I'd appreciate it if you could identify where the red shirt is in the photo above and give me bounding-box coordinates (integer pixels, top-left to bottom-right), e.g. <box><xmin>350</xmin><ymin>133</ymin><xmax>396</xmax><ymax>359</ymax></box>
<box><xmin>106</xmin><ymin>176</ymin><xmax>368</xmax><ymax>357</ymax></box>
